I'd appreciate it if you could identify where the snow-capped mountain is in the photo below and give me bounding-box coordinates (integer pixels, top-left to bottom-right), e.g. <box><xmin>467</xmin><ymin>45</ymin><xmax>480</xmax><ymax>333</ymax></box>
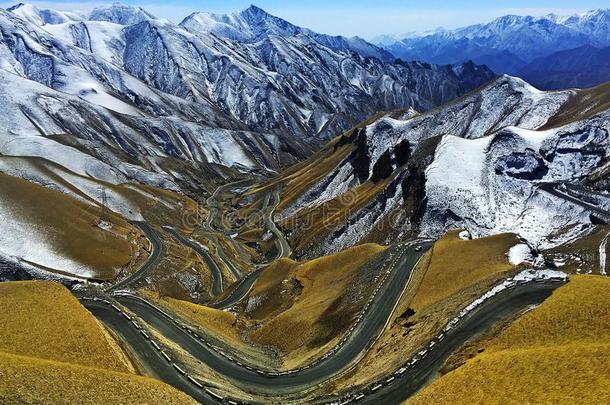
<box><xmin>7</xmin><ymin>3</ymin><xmax>83</xmax><ymax>25</ymax></box>
<box><xmin>89</xmin><ymin>2</ymin><xmax>156</xmax><ymax>26</ymax></box>
<box><xmin>2</xmin><ymin>2</ymin><xmax>494</xmax><ymax>145</ymax></box>
<box><xmin>377</xmin><ymin>9</ymin><xmax>610</xmax><ymax>80</ymax></box>
<box><xmin>274</xmin><ymin>75</ymin><xmax>610</xmax><ymax>258</ymax></box>
<box><xmin>180</xmin><ymin>5</ymin><xmax>394</xmax><ymax>62</ymax></box>
<box><xmin>0</xmin><ymin>2</ymin><xmax>495</xmax><ymax>202</ymax></box>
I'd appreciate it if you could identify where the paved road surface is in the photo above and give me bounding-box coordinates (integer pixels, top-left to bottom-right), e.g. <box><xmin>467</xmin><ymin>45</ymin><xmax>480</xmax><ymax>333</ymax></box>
<box><xmin>107</xmin><ymin>222</ymin><xmax>163</xmax><ymax>292</ymax></box>
<box><xmin>164</xmin><ymin>227</ymin><xmax>224</xmax><ymax>296</ymax></box>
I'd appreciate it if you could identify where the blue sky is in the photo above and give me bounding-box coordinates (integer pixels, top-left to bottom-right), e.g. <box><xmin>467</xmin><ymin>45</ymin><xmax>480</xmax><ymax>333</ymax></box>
<box><xmin>2</xmin><ymin>1</ymin><xmax>608</xmax><ymax>38</ymax></box>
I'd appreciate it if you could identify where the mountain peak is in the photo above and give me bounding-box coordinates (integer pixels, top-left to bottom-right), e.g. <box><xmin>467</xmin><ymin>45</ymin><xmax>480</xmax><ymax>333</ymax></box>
<box><xmin>7</xmin><ymin>2</ymin><xmax>83</xmax><ymax>25</ymax></box>
<box><xmin>89</xmin><ymin>2</ymin><xmax>155</xmax><ymax>25</ymax></box>
<box><xmin>241</xmin><ymin>4</ymin><xmax>268</xmax><ymax>17</ymax></box>
<box><xmin>7</xmin><ymin>3</ymin><xmax>28</xmax><ymax>11</ymax></box>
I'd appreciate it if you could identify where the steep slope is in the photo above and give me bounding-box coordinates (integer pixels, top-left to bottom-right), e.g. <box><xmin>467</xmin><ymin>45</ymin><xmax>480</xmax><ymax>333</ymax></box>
<box><xmin>259</xmin><ymin>76</ymin><xmax>610</xmax><ymax>258</ymax></box>
<box><xmin>4</xmin><ymin>3</ymin><xmax>494</xmax><ymax>143</ymax></box>
<box><xmin>126</xmin><ymin>13</ymin><xmax>494</xmax><ymax>141</ymax></box>
<box><xmin>180</xmin><ymin>5</ymin><xmax>395</xmax><ymax>62</ymax></box>
<box><xmin>518</xmin><ymin>45</ymin><xmax>610</xmax><ymax>90</ymax></box>
<box><xmin>89</xmin><ymin>2</ymin><xmax>156</xmax><ymax>26</ymax></box>
<box><xmin>6</xmin><ymin>3</ymin><xmax>82</xmax><ymax>26</ymax></box>
<box><xmin>0</xmin><ymin>281</ymin><xmax>198</xmax><ymax>405</ymax></box>
<box><xmin>407</xmin><ymin>276</ymin><xmax>610</xmax><ymax>405</ymax></box>
<box><xmin>0</xmin><ymin>172</ymin><xmax>142</xmax><ymax>281</ymax></box>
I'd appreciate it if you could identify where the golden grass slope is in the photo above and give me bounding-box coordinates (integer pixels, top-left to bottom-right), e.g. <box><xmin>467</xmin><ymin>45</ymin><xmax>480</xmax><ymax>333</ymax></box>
<box><xmin>0</xmin><ymin>351</ymin><xmax>198</xmax><ymax>405</ymax></box>
<box><xmin>142</xmin><ymin>291</ymin><xmax>241</xmax><ymax>347</ymax></box>
<box><xmin>0</xmin><ymin>281</ymin><xmax>131</xmax><ymax>372</ymax></box>
<box><xmin>249</xmin><ymin>243</ymin><xmax>385</xmax><ymax>366</ymax></box>
<box><xmin>0</xmin><ymin>172</ymin><xmax>138</xmax><ymax>280</ymax></box>
<box><xmin>486</xmin><ymin>275</ymin><xmax>610</xmax><ymax>350</ymax></box>
<box><xmin>408</xmin><ymin>276</ymin><xmax>610</xmax><ymax>405</ymax></box>
<box><xmin>411</xmin><ymin>230</ymin><xmax>520</xmax><ymax>311</ymax></box>
<box><xmin>0</xmin><ymin>281</ymin><xmax>199</xmax><ymax>404</ymax></box>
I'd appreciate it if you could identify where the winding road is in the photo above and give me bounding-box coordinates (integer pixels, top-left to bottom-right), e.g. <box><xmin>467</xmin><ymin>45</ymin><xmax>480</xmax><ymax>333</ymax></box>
<box><xmin>164</xmin><ymin>226</ymin><xmax>225</xmax><ymax>296</ymax></box>
<box><xmin>98</xmin><ymin>241</ymin><xmax>431</xmax><ymax>394</ymax></box>
<box><xmin>353</xmin><ymin>280</ymin><xmax>562</xmax><ymax>404</ymax></box>
<box><xmin>88</xmin><ymin>181</ymin><xmax>576</xmax><ymax>404</ymax></box>
<box><xmin>107</xmin><ymin>222</ymin><xmax>164</xmax><ymax>292</ymax></box>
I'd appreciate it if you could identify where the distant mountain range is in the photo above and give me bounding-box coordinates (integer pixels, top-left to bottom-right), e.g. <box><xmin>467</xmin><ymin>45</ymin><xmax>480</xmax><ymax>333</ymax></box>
<box><xmin>375</xmin><ymin>9</ymin><xmax>610</xmax><ymax>89</ymax></box>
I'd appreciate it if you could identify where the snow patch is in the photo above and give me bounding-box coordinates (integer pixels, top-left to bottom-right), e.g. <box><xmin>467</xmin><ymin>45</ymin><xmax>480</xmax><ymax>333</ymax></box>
<box><xmin>507</xmin><ymin>243</ymin><xmax>534</xmax><ymax>265</ymax></box>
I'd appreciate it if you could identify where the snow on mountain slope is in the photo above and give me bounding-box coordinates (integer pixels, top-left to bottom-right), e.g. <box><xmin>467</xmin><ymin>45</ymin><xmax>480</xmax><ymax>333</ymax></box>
<box><xmin>551</xmin><ymin>9</ymin><xmax>610</xmax><ymax>45</ymax></box>
<box><xmin>421</xmin><ymin>123</ymin><xmax>601</xmax><ymax>247</ymax></box>
<box><xmin>42</xmin><ymin>20</ymin><xmax>125</xmax><ymax>66</ymax></box>
<box><xmin>359</xmin><ymin>75</ymin><xmax>571</xmax><ymax>177</ymax></box>
<box><xmin>180</xmin><ymin>5</ymin><xmax>395</xmax><ymax>62</ymax></box>
<box><xmin>7</xmin><ymin>3</ymin><xmax>82</xmax><ymax>26</ymax></box>
<box><xmin>377</xmin><ymin>9</ymin><xmax>610</xmax><ymax>75</ymax></box>
<box><xmin>3</xmin><ymin>3</ymin><xmax>495</xmax><ymax>145</ymax></box>
<box><xmin>88</xmin><ymin>2</ymin><xmax>155</xmax><ymax>26</ymax></box>
<box><xmin>0</xmin><ymin>68</ymin><xmax>291</xmax><ymax>197</ymax></box>
<box><xmin>0</xmin><ymin>197</ymin><xmax>94</xmax><ymax>278</ymax></box>
<box><xmin>272</xmin><ymin>76</ymin><xmax>610</xmax><ymax>257</ymax></box>
<box><xmin>126</xmin><ymin>14</ymin><xmax>493</xmax><ymax>141</ymax></box>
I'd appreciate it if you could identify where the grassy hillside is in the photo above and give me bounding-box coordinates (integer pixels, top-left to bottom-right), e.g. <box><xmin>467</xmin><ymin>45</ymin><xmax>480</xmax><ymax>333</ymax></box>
<box><xmin>143</xmin><ymin>291</ymin><xmax>241</xmax><ymax>347</ymax></box>
<box><xmin>325</xmin><ymin>231</ymin><xmax>520</xmax><ymax>391</ymax></box>
<box><xmin>0</xmin><ymin>281</ymin><xmax>200</xmax><ymax>404</ymax></box>
<box><xmin>486</xmin><ymin>275</ymin><xmax>610</xmax><ymax>350</ymax></box>
<box><xmin>0</xmin><ymin>281</ymin><xmax>132</xmax><ymax>371</ymax></box>
<box><xmin>0</xmin><ymin>351</ymin><xmax>198</xmax><ymax>405</ymax></box>
<box><xmin>0</xmin><ymin>172</ymin><xmax>139</xmax><ymax>280</ymax></box>
<box><xmin>408</xmin><ymin>276</ymin><xmax>610</xmax><ymax>404</ymax></box>
<box><xmin>248</xmin><ymin>243</ymin><xmax>386</xmax><ymax>366</ymax></box>
<box><xmin>411</xmin><ymin>230</ymin><xmax>520</xmax><ymax>311</ymax></box>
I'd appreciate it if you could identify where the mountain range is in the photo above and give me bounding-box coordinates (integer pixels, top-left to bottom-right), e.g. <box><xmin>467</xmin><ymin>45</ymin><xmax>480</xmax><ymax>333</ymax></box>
<box><xmin>266</xmin><ymin>75</ymin><xmax>610</xmax><ymax>259</ymax></box>
<box><xmin>375</xmin><ymin>9</ymin><xmax>610</xmax><ymax>89</ymax></box>
<box><xmin>0</xmin><ymin>2</ymin><xmax>495</xmax><ymax>201</ymax></box>
<box><xmin>1</xmin><ymin>2</ymin><xmax>610</xmax><ymax>404</ymax></box>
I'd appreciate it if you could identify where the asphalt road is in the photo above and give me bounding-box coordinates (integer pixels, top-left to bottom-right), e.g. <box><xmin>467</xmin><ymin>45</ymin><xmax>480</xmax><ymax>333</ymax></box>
<box><xmin>539</xmin><ymin>182</ymin><xmax>610</xmax><ymax>222</ymax></box>
<box><xmin>207</xmin><ymin>266</ymin><xmax>266</xmax><ymax>309</ymax></box>
<box><xmin>164</xmin><ymin>227</ymin><xmax>224</xmax><ymax>296</ymax></box>
<box><xmin>266</xmin><ymin>190</ymin><xmax>291</xmax><ymax>259</ymax></box>
<box><xmin>93</xmin><ymin>183</ymin><xmax>571</xmax><ymax>403</ymax></box>
<box><xmin>83</xmin><ymin>300</ymin><xmax>215</xmax><ymax>404</ymax></box>
<box><xmin>94</xmin><ymin>240</ymin><xmax>564</xmax><ymax>404</ymax></box>
<box><xmin>355</xmin><ymin>280</ymin><xmax>563</xmax><ymax>404</ymax></box>
<box><xmin>202</xmin><ymin>186</ymin><xmax>290</xmax><ymax>308</ymax></box>
<box><xmin>104</xmin><ymin>241</ymin><xmax>431</xmax><ymax>395</ymax></box>
<box><xmin>107</xmin><ymin>222</ymin><xmax>163</xmax><ymax>292</ymax></box>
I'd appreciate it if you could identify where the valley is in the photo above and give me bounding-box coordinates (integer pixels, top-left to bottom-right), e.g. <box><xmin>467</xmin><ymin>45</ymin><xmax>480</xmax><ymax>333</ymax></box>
<box><xmin>0</xmin><ymin>2</ymin><xmax>609</xmax><ymax>404</ymax></box>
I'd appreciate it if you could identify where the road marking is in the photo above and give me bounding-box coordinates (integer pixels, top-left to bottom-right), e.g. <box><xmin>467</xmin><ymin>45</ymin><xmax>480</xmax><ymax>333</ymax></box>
<box><xmin>140</xmin><ymin>330</ymin><xmax>150</xmax><ymax>340</ymax></box>
<box><xmin>371</xmin><ymin>383</ymin><xmax>383</xmax><ymax>392</ymax></box>
<box><xmin>187</xmin><ymin>375</ymin><xmax>203</xmax><ymax>389</ymax></box>
<box><xmin>131</xmin><ymin>320</ymin><xmax>141</xmax><ymax>329</ymax></box>
<box><xmin>172</xmin><ymin>363</ymin><xmax>186</xmax><ymax>375</ymax></box>
<box><xmin>151</xmin><ymin>340</ymin><xmax>161</xmax><ymax>351</ymax></box>
<box><xmin>161</xmin><ymin>351</ymin><xmax>171</xmax><ymax>362</ymax></box>
<box><xmin>111</xmin><ymin>304</ymin><xmax>121</xmax><ymax>312</ymax></box>
<box><xmin>204</xmin><ymin>388</ymin><xmax>224</xmax><ymax>401</ymax></box>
